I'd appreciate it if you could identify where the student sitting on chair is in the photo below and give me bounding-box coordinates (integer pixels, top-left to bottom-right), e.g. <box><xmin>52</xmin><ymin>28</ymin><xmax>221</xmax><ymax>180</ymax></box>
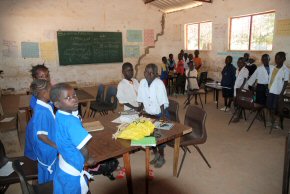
<box><xmin>137</xmin><ymin>63</ymin><xmax>169</xmax><ymax>168</ymax></box>
<box><xmin>30</xmin><ymin>79</ymin><xmax>57</xmax><ymax>184</ymax></box>
<box><xmin>117</xmin><ymin>62</ymin><xmax>140</xmax><ymax>111</ymax></box>
<box><xmin>267</xmin><ymin>52</ymin><xmax>289</xmax><ymax>129</ymax></box>
<box><xmin>51</xmin><ymin>83</ymin><xmax>96</xmax><ymax>194</ymax></box>
<box><xmin>185</xmin><ymin>61</ymin><xmax>199</xmax><ymax>105</ymax></box>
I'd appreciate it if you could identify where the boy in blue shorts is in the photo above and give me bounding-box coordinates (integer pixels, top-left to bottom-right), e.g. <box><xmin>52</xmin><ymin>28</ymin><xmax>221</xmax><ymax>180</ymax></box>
<box><xmin>51</xmin><ymin>83</ymin><xmax>96</xmax><ymax>194</ymax></box>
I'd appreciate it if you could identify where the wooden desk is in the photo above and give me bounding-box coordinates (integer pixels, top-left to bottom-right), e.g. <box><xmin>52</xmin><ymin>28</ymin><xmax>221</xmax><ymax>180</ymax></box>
<box><xmin>75</xmin><ymin>89</ymin><xmax>95</xmax><ymax>118</ymax></box>
<box><xmin>86</xmin><ymin>113</ymin><xmax>192</xmax><ymax>194</ymax></box>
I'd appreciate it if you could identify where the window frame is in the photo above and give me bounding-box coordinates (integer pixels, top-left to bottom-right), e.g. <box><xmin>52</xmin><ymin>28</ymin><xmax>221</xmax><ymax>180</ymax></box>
<box><xmin>229</xmin><ymin>10</ymin><xmax>275</xmax><ymax>51</ymax></box>
<box><xmin>185</xmin><ymin>21</ymin><xmax>212</xmax><ymax>51</ymax></box>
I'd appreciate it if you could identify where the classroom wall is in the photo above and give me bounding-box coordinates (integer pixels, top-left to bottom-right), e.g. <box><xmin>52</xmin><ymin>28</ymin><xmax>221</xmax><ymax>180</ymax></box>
<box><xmin>142</xmin><ymin>0</ymin><xmax>290</xmax><ymax>80</ymax></box>
<box><xmin>0</xmin><ymin>0</ymin><xmax>162</xmax><ymax>92</ymax></box>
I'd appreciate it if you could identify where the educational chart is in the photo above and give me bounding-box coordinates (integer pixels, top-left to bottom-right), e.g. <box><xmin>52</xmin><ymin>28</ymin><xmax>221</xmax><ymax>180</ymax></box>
<box><xmin>144</xmin><ymin>29</ymin><xmax>155</xmax><ymax>46</ymax></box>
<box><xmin>276</xmin><ymin>19</ymin><xmax>290</xmax><ymax>36</ymax></box>
<box><xmin>124</xmin><ymin>45</ymin><xmax>140</xmax><ymax>58</ymax></box>
<box><xmin>2</xmin><ymin>40</ymin><xmax>18</xmax><ymax>58</ymax></box>
<box><xmin>127</xmin><ymin>30</ymin><xmax>143</xmax><ymax>42</ymax></box>
<box><xmin>40</xmin><ymin>42</ymin><xmax>57</xmax><ymax>61</ymax></box>
<box><xmin>21</xmin><ymin>42</ymin><xmax>39</xmax><ymax>58</ymax></box>
<box><xmin>217</xmin><ymin>51</ymin><xmax>244</xmax><ymax>67</ymax></box>
<box><xmin>57</xmin><ymin>31</ymin><xmax>123</xmax><ymax>65</ymax></box>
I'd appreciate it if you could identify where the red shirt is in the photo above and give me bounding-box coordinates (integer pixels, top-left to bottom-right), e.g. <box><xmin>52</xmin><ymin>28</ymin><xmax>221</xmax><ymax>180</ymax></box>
<box><xmin>176</xmin><ymin>60</ymin><xmax>185</xmax><ymax>75</ymax></box>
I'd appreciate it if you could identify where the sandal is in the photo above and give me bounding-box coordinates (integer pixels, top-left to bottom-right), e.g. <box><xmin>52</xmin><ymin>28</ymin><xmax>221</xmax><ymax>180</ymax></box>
<box><xmin>150</xmin><ymin>153</ymin><xmax>160</xmax><ymax>165</ymax></box>
<box><xmin>154</xmin><ymin>157</ymin><xmax>165</xmax><ymax>168</ymax></box>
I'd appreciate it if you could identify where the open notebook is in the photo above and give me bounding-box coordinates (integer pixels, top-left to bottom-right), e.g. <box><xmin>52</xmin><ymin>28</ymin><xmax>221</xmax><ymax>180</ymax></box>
<box><xmin>83</xmin><ymin>121</ymin><xmax>104</xmax><ymax>132</ymax></box>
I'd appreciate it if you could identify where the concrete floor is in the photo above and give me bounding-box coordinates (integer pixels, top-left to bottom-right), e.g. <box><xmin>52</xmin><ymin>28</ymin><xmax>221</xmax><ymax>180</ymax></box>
<box><xmin>2</xmin><ymin>91</ymin><xmax>289</xmax><ymax>194</ymax></box>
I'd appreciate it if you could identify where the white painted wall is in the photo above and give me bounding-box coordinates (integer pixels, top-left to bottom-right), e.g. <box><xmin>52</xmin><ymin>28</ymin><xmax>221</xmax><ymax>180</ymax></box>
<box><xmin>0</xmin><ymin>0</ymin><xmax>162</xmax><ymax>92</ymax></box>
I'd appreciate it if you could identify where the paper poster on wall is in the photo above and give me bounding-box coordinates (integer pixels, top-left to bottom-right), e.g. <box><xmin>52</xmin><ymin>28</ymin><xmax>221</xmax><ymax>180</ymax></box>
<box><xmin>21</xmin><ymin>42</ymin><xmax>39</xmax><ymax>58</ymax></box>
<box><xmin>127</xmin><ymin>30</ymin><xmax>143</xmax><ymax>42</ymax></box>
<box><xmin>144</xmin><ymin>29</ymin><xmax>155</xmax><ymax>46</ymax></box>
<box><xmin>2</xmin><ymin>40</ymin><xmax>18</xmax><ymax>58</ymax></box>
<box><xmin>217</xmin><ymin>51</ymin><xmax>244</xmax><ymax>67</ymax></box>
<box><xmin>40</xmin><ymin>42</ymin><xmax>57</xmax><ymax>61</ymax></box>
<box><xmin>124</xmin><ymin>45</ymin><xmax>140</xmax><ymax>58</ymax></box>
<box><xmin>276</xmin><ymin>19</ymin><xmax>290</xmax><ymax>36</ymax></box>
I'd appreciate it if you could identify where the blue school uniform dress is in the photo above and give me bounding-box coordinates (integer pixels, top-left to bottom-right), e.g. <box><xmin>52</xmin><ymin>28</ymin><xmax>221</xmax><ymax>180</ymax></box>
<box><xmin>32</xmin><ymin>100</ymin><xmax>57</xmax><ymax>184</ymax></box>
<box><xmin>54</xmin><ymin>110</ymin><xmax>92</xmax><ymax>194</ymax></box>
<box><xmin>24</xmin><ymin>96</ymin><xmax>54</xmax><ymax>161</ymax></box>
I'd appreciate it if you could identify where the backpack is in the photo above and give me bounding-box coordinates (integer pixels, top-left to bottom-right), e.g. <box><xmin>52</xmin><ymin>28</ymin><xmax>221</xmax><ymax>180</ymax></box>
<box><xmin>89</xmin><ymin>158</ymin><xmax>119</xmax><ymax>180</ymax></box>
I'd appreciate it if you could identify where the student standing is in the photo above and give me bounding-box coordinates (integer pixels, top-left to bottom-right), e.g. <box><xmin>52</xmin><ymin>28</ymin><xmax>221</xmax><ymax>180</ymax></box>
<box><xmin>185</xmin><ymin>61</ymin><xmax>199</xmax><ymax>105</ymax></box>
<box><xmin>160</xmin><ymin>57</ymin><xmax>169</xmax><ymax>86</ymax></box>
<box><xmin>248</xmin><ymin>54</ymin><xmax>273</xmax><ymax>105</ymax></box>
<box><xmin>137</xmin><ymin>64</ymin><xmax>169</xmax><ymax>168</ymax></box>
<box><xmin>176</xmin><ymin>53</ymin><xmax>186</xmax><ymax>94</ymax></box>
<box><xmin>193</xmin><ymin>50</ymin><xmax>203</xmax><ymax>73</ymax></box>
<box><xmin>117</xmin><ymin>62</ymin><xmax>140</xmax><ymax>111</ymax></box>
<box><xmin>51</xmin><ymin>83</ymin><xmax>96</xmax><ymax>194</ymax></box>
<box><xmin>234</xmin><ymin>57</ymin><xmax>249</xmax><ymax>97</ymax></box>
<box><xmin>220</xmin><ymin>56</ymin><xmax>236</xmax><ymax>111</ymax></box>
<box><xmin>30</xmin><ymin>79</ymin><xmax>57</xmax><ymax>184</ymax></box>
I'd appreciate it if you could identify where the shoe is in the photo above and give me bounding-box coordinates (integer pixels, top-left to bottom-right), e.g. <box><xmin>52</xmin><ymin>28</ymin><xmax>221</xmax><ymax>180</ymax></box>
<box><xmin>116</xmin><ymin>167</ymin><xmax>126</xmax><ymax>179</ymax></box>
<box><xmin>220</xmin><ymin>107</ymin><xmax>226</xmax><ymax>111</ymax></box>
<box><xmin>225</xmin><ymin>107</ymin><xmax>231</xmax><ymax>112</ymax></box>
<box><xmin>150</xmin><ymin>153</ymin><xmax>160</xmax><ymax>165</ymax></box>
<box><xmin>154</xmin><ymin>156</ymin><xmax>165</xmax><ymax>168</ymax></box>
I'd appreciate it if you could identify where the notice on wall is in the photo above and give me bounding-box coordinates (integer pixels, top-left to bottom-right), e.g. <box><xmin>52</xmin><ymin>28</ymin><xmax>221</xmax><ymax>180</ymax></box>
<box><xmin>217</xmin><ymin>51</ymin><xmax>244</xmax><ymax>67</ymax></box>
<box><xmin>144</xmin><ymin>29</ymin><xmax>155</xmax><ymax>46</ymax></box>
<box><xmin>2</xmin><ymin>40</ymin><xmax>18</xmax><ymax>58</ymax></box>
<box><xmin>127</xmin><ymin>30</ymin><xmax>143</xmax><ymax>42</ymax></box>
<box><xmin>124</xmin><ymin>45</ymin><xmax>140</xmax><ymax>58</ymax></box>
<box><xmin>40</xmin><ymin>42</ymin><xmax>57</xmax><ymax>61</ymax></box>
<box><xmin>21</xmin><ymin>42</ymin><xmax>39</xmax><ymax>58</ymax></box>
<box><xmin>276</xmin><ymin>19</ymin><xmax>290</xmax><ymax>36</ymax></box>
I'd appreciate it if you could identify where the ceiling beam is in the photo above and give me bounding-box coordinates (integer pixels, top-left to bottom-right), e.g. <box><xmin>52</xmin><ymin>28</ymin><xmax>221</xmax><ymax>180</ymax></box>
<box><xmin>144</xmin><ymin>0</ymin><xmax>156</xmax><ymax>4</ymax></box>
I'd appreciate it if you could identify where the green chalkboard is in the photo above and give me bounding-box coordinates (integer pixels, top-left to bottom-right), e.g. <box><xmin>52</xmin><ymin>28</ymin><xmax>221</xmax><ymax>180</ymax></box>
<box><xmin>57</xmin><ymin>31</ymin><xmax>123</xmax><ymax>65</ymax></box>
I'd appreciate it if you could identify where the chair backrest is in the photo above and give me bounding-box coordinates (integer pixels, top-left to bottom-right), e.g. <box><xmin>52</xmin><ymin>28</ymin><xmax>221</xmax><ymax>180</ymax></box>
<box><xmin>198</xmin><ymin>72</ymin><xmax>208</xmax><ymax>87</ymax></box>
<box><xmin>184</xmin><ymin>105</ymin><xmax>207</xmax><ymax>142</ymax></box>
<box><xmin>104</xmin><ymin>86</ymin><xmax>118</xmax><ymax>109</ymax></box>
<box><xmin>168</xmin><ymin>99</ymin><xmax>180</xmax><ymax>122</ymax></box>
<box><xmin>96</xmin><ymin>84</ymin><xmax>105</xmax><ymax>102</ymax></box>
<box><xmin>12</xmin><ymin>160</ymin><xmax>35</xmax><ymax>194</ymax></box>
<box><xmin>236</xmin><ymin>89</ymin><xmax>254</xmax><ymax>109</ymax></box>
<box><xmin>0</xmin><ymin>140</ymin><xmax>8</xmax><ymax>168</ymax></box>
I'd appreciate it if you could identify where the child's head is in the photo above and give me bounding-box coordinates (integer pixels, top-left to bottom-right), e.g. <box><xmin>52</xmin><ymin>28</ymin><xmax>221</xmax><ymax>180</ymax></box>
<box><xmin>178</xmin><ymin>53</ymin><xmax>183</xmax><ymax>61</ymax></box>
<box><xmin>184</xmin><ymin>53</ymin><xmax>188</xmax><ymax>59</ymax></box>
<box><xmin>162</xmin><ymin>57</ymin><xmax>167</xmax><ymax>64</ymax></box>
<box><xmin>144</xmin><ymin>63</ymin><xmax>158</xmax><ymax>84</ymax></box>
<box><xmin>30</xmin><ymin>79</ymin><xmax>51</xmax><ymax>102</ymax></box>
<box><xmin>50</xmin><ymin>83</ymin><xmax>78</xmax><ymax>113</ymax></box>
<box><xmin>261</xmin><ymin>54</ymin><xmax>270</xmax><ymax>65</ymax></box>
<box><xmin>169</xmin><ymin>54</ymin><xmax>173</xmax><ymax>60</ymax></box>
<box><xmin>122</xmin><ymin>62</ymin><xmax>134</xmax><ymax>81</ymax></box>
<box><xmin>275</xmin><ymin>52</ymin><xmax>286</xmax><ymax>67</ymax></box>
<box><xmin>194</xmin><ymin>50</ymin><xmax>199</xmax><ymax>57</ymax></box>
<box><xmin>237</xmin><ymin>57</ymin><xmax>245</xmax><ymax>69</ymax></box>
<box><xmin>180</xmin><ymin>49</ymin><xmax>184</xmax><ymax>55</ymax></box>
<box><xmin>243</xmin><ymin>53</ymin><xmax>250</xmax><ymax>61</ymax></box>
<box><xmin>225</xmin><ymin>56</ymin><xmax>233</xmax><ymax>65</ymax></box>
<box><xmin>188</xmin><ymin>53</ymin><xmax>193</xmax><ymax>60</ymax></box>
<box><xmin>249</xmin><ymin>58</ymin><xmax>255</xmax><ymax>64</ymax></box>
<box><xmin>188</xmin><ymin>61</ymin><xmax>194</xmax><ymax>70</ymax></box>
<box><xmin>31</xmin><ymin>64</ymin><xmax>50</xmax><ymax>81</ymax></box>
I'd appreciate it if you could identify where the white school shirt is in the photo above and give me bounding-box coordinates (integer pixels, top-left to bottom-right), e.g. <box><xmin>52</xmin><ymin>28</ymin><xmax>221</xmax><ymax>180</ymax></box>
<box><xmin>269</xmin><ymin>64</ymin><xmax>289</xmax><ymax>95</ymax></box>
<box><xmin>247</xmin><ymin>65</ymin><xmax>274</xmax><ymax>86</ymax></box>
<box><xmin>137</xmin><ymin>78</ymin><xmax>169</xmax><ymax>115</ymax></box>
<box><xmin>117</xmin><ymin>78</ymin><xmax>139</xmax><ymax>110</ymax></box>
<box><xmin>185</xmin><ymin>69</ymin><xmax>199</xmax><ymax>90</ymax></box>
<box><xmin>234</xmin><ymin>66</ymin><xmax>249</xmax><ymax>96</ymax></box>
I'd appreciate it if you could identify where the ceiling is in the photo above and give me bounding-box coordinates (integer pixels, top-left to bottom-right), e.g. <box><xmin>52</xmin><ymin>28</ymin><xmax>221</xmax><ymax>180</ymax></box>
<box><xmin>144</xmin><ymin>0</ymin><xmax>212</xmax><ymax>13</ymax></box>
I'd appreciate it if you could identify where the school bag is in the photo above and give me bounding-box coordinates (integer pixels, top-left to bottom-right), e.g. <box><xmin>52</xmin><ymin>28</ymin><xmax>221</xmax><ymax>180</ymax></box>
<box><xmin>89</xmin><ymin>158</ymin><xmax>119</xmax><ymax>180</ymax></box>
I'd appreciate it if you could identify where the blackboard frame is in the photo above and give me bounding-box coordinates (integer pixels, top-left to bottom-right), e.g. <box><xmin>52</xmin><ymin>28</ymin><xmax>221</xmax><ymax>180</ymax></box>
<box><xmin>57</xmin><ymin>31</ymin><xmax>123</xmax><ymax>66</ymax></box>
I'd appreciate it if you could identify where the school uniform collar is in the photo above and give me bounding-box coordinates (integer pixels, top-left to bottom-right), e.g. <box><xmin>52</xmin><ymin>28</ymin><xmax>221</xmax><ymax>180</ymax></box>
<box><xmin>58</xmin><ymin>110</ymin><xmax>80</xmax><ymax>119</ymax></box>
<box><xmin>36</xmin><ymin>99</ymin><xmax>55</xmax><ymax>118</ymax></box>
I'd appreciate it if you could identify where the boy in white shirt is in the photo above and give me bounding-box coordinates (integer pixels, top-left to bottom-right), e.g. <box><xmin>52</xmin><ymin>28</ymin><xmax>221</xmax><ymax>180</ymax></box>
<box><xmin>117</xmin><ymin>62</ymin><xmax>140</xmax><ymax>111</ymax></box>
<box><xmin>185</xmin><ymin>61</ymin><xmax>199</xmax><ymax>105</ymax></box>
<box><xmin>137</xmin><ymin>63</ymin><xmax>169</xmax><ymax>168</ymax></box>
<box><xmin>267</xmin><ymin>52</ymin><xmax>289</xmax><ymax>128</ymax></box>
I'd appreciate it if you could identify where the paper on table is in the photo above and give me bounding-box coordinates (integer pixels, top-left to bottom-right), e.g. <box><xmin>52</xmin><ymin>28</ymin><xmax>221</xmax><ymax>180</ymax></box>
<box><xmin>0</xmin><ymin>161</ymin><xmax>24</xmax><ymax>176</ymax></box>
<box><xmin>0</xmin><ymin>117</ymin><xmax>15</xmax><ymax>122</ymax></box>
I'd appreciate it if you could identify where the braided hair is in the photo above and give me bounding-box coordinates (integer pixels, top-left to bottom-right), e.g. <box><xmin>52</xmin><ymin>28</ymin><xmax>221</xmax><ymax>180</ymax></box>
<box><xmin>30</xmin><ymin>79</ymin><xmax>50</xmax><ymax>98</ymax></box>
<box><xmin>30</xmin><ymin>64</ymin><xmax>49</xmax><ymax>79</ymax></box>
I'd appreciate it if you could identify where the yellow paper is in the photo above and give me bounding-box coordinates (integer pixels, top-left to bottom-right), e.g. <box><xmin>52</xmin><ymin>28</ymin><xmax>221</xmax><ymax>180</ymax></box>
<box><xmin>276</xmin><ymin>19</ymin><xmax>290</xmax><ymax>36</ymax></box>
<box><xmin>40</xmin><ymin>42</ymin><xmax>57</xmax><ymax>61</ymax></box>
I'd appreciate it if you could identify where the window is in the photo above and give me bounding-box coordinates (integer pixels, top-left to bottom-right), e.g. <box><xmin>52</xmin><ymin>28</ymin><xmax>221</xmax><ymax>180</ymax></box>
<box><xmin>185</xmin><ymin>21</ymin><xmax>212</xmax><ymax>50</ymax></box>
<box><xmin>230</xmin><ymin>11</ymin><xmax>275</xmax><ymax>51</ymax></box>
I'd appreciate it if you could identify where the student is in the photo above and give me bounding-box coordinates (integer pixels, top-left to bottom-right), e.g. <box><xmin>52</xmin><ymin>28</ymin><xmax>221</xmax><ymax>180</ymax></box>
<box><xmin>234</xmin><ymin>57</ymin><xmax>249</xmax><ymax>97</ymax></box>
<box><xmin>267</xmin><ymin>52</ymin><xmax>289</xmax><ymax>126</ymax></box>
<box><xmin>117</xmin><ymin>62</ymin><xmax>140</xmax><ymax>111</ymax></box>
<box><xmin>244</xmin><ymin>53</ymin><xmax>250</xmax><ymax>65</ymax></box>
<box><xmin>160</xmin><ymin>57</ymin><xmax>169</xmax><ymax>86</ymax></box>
<box><xmin>220</xmin><ymin>56</ymin><xmax>236</xmax><ymax>111</ymax></box>
<box><xmin>137</xmin><ymin>64</ymin><xmax>169</xmax><ymax>168</ymax></box>
<box><xmin>193</xmin><ymin>50</ymin><xmax>203</xmax><ymax>72</ymax></box>
<box><xmin>29</xmin><ymin>79</ymin><xmax>57</xmax><ymax>184</ymax></box>
<box><xmin>247</xmin><ymin>54</ymin><xmax>273</xmax><ymax>105</ymax></box>
<box><xmin>185</xmin><ymin>61</ymin><xmax>199</xmax><ymax>105</ymax></box>
<box><xmin>246</xmin><ymin>58</ymin><xmax>257</xmax><ymax>78</ymax></box>
<box><xmin>184</xmin><ymin>53</ymin><xmax>189</xmax><ymax>70</ymax></box>
<box><xmin>167</xmin><ymin>53</ymin><xmax>176</xmax><ymax>75</ymax></box>
<box><xmin>51</xmin><ymin>83</ymin><xmax>96</xmax><ymax>194</ymax></box>
<box><xmin>175</xmin><ymin>53</ymin><xmax>186</xmax><ymax>94</ymax></box>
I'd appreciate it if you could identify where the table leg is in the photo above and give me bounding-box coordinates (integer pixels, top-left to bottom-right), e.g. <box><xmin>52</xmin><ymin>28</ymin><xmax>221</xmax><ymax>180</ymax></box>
<box><xmin>123</xmin><ymin>152</ymin><xmax>133</xmax><ymax>194</ymax></box>
<box><xmin>145</xmin><ymin>147</ymin><xmax>150</xmax><ymax>194</ymax></box>
<box><xmin>83</xmin><ymin>101</ymin><xmax>91</xmax><ymax>118</ymax></box>
<box><xmin>216</xmin><ymin>90</ymin><xmax>219</xmax><ymax>109</ymax></box>
<box><xmin>173</xmin><ymin>137</ymin><xmax>181</xmax><ymax>176</ymax></box>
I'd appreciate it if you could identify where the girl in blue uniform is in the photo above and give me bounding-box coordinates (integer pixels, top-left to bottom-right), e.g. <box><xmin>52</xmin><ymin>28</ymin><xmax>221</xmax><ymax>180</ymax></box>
<box><xmin>51</xmin><ymin>83</ymin><xmax>96</xmax><ymax>194</ymax></box>
<box><xmin>30</xmin><ymin>79</ymin><xmax>57</xmax><ymax>183</ymax></box>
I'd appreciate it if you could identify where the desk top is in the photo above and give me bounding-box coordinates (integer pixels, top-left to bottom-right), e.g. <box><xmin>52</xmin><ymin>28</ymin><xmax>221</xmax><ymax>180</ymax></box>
<box><xmin>75</xmin><ymin>89</ymin><xmax>95</xmax><ymax>103</ymax></box>
<box><xmin>86</xmin><ymin>113</ymin><xmax>192</xmax><ymax>163</ymax></box>
<box><xmin>205</xmin><ymin>82</ymin><xmax>223</xmax><ymax>90</ymax></box>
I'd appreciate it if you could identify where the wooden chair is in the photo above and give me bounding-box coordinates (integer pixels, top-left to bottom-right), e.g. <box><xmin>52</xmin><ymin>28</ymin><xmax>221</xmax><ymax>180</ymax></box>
<box><xmin>167</xmin><ymin>99</ymin><xmax>180</xmax><ymax>122</ymax></box>
<box><xmin>283</xmin><ymin>132</ymin><xmax>290</xmax><ymax>194</ymax></box>
<box><xmin>176</xmin><ymin>105</ymin><xmax>211</xmax><ymax>177</ymax></box>
<box><xmin>13</xmin><ymin>160</ymin><xmax>53</xmax><ymax>194</ymax></box>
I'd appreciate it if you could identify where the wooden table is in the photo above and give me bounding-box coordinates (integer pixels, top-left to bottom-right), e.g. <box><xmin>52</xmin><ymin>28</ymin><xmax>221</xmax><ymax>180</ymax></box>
<box><xmin>85</xmin><ymin>113</ymin><xmax>192</xmax><ymax>194</ymax></box>
<box><xmin>205</xmin><ymin>82</ymin><xmax>223</xmax><ymax>109</ymax></box>
<box><xmin>75</xmin><ymin>89</ymin><xmax>95</xmax><ymax>118</ymax></box>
